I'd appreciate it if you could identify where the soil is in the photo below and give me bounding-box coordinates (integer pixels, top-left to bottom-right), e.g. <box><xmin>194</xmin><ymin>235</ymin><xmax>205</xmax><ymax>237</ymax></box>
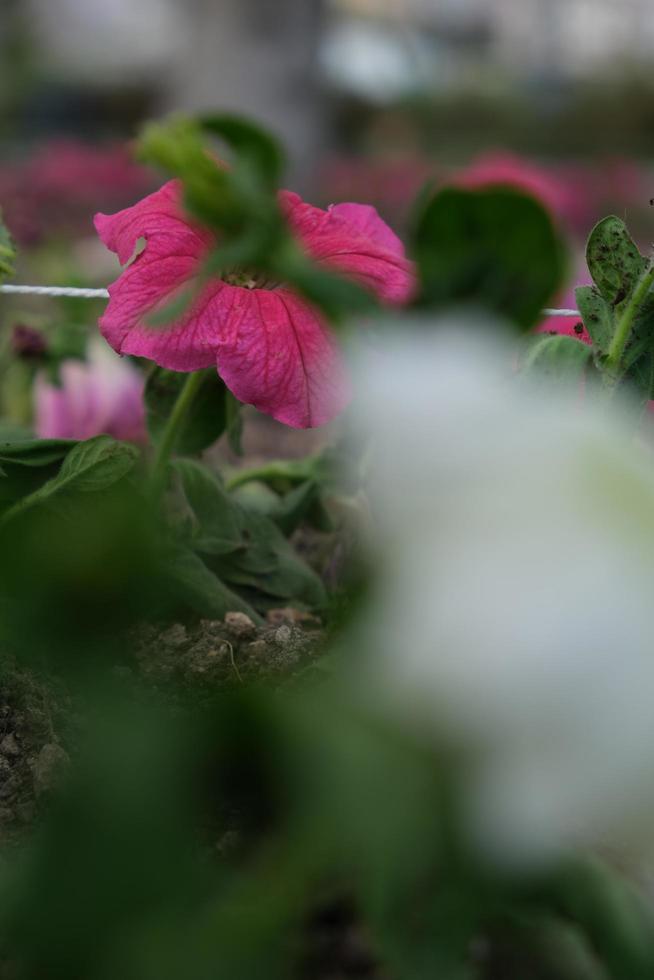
<box><xmin>0</xmin><ymin>667</ymin><xmax>71</xmax><ymax>843</ymax></box>
<box><xmin>131</xmin><ymin>607</ymin><xmax>325</xmax><ymax>691</ymax></box>
<box><xmin>0</xmin><ymin>609</ymin><xmax>388</xmax><ymax>978</ymax></box>
<box><xmin>0</xmin><ymin>608</ymin><xmax>325</xmax><ymax>842</ymax></box>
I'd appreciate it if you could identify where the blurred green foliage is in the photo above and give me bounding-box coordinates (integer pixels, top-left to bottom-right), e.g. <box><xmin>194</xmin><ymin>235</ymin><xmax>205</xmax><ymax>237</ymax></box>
<box><xmin>411</xmin><ymin>185</ymin><xmax>567</xmax><ymax>329</ymax></box>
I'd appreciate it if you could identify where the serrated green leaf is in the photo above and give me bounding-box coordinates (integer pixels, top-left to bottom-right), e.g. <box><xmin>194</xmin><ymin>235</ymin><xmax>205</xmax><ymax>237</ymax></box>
<box><xmin>51</xmin><ymin>436</ymin><xmax>138</xmax><ymax>492</ymax></box>
<box><xmin>576</xmin><ymin>286</ymin><xmax>614</xmax><ymax>352</ymax></box>
<box><xmin>586</xmin><ymin>216</ymin><xmax>647</xmax><ymax>307</ymax></box>
<box><xmin>412</xmin><ymin>186</ymin><xmax>567</xmax><ymax>330</ymax></box>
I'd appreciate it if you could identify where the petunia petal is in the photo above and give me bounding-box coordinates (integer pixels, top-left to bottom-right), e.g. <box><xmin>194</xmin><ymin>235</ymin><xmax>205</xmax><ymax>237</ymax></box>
<box><xmin>94</xmin><ymin>179</ymin><xmax>210</xmax><ymax>264</ymax></box>
<box><xmin>95</xmin><ymin>180</ymin><xmax>221</xmax><ymax>371</ymax></box>
<box><xmin>328</xmin><ymin>202</ymin><xmax>405</xmax><ymax>256</ymax></box>
<box><xmin>280</xmin><ymin>191</ymin><xmax>415</xmax><ymax>305</ymax></box>
<box><xmin>213</xmin><ymin>286</ymin><xmax>350</xmax><ymax>428</ymax></box>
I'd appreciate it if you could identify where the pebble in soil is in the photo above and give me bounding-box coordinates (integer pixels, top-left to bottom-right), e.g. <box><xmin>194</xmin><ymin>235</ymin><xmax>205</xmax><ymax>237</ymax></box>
<box><xmin>131</xmin><ymin>608</ymin><xmax>324</xmax><ymax>694</ymax></box>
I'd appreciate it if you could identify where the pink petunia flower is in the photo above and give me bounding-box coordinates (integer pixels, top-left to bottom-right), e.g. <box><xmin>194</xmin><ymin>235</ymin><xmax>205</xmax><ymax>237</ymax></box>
<box><xmin>35</xmin><ymin>339</ymin><xmax>147</xmax><ymax>443</ymax></box>
<box><xmin>94</xmin><ymin>181</ymin><xmax>414</xmax><ymax>429</ymax></box>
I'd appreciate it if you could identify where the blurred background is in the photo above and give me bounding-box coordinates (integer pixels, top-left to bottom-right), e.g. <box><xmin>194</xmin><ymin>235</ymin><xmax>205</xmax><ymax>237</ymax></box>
<box><xmin>1</xmin><ymin>0</ymin><xmax>654</xmax><ymax>229</ymax></box>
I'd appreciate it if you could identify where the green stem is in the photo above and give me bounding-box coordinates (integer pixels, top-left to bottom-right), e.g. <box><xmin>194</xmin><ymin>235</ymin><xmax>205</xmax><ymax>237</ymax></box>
<box><xmin>149</xmin><ymin>370</ymin><xmax>205</xmax><ymax>494</ymax></box>
<box><xmin>226</xmin><ymin>459</ymin><xmax>316</xmax><ymax>493</ymax></box>
<box><xmin>226</xmin><ymin>464</ymin><xmax>286</xmax><ymax>492</ymax></box>
<box><xmin>604</xmin><ymin>261</ymin><xmax>654</xmax><ymax>386</ymax></box>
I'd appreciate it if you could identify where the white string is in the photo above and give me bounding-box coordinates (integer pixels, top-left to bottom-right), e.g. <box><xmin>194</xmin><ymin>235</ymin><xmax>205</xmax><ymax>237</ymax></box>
<box><xmin>0</xmin><ymin>284</ymin><xmax>582</xmax><ymax>318</ymax></box>
<box><xmin>0</xmin><ymin>284</ymin><xmax>109</xmax><ymax>299</ymax></box>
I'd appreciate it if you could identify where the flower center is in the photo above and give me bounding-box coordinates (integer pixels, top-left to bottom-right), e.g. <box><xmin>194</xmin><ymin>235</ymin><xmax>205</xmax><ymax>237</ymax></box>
<box><xmin>223</xmin><ymin>268</ymin><xmax>277</xmax><ymax>290</ymax></box>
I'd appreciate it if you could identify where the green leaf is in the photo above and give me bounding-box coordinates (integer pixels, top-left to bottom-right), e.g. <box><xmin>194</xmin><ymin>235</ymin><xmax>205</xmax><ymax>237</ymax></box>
<box><xmin>575</xmin><ymin>286</ymin><xmax>614</xmax><ymax>353</ymax></box>
<box><xmin>173</xmin><ymin>458</ymin><xmax>242</xmax><ymax>555</ymax></box>
<box><xmin>272</xmin><ymin>480</ymin><xmax>321</xmax><ymax>536</ymax></box>
<box><xmin>412</xmin><ymin>186</ymin><xmax>567</xmax><ymax>330</ymax></box>
<box><xmin>232</xmin><ymin>478</ymin><xmax>333</xmax><ymax>535</ymax></box>
<box><xmin>199</xmin><ymin>113</ymin><xmax>285</xmax><ymax>189</ymax></box>
<box><xmin>0</xmin><ymin>212</ymin><xmax>16</xmax><ymax>283</ymax></box>
<box><xmin>0</xmin><ymin>438</ymin><xmax>77</xmax><ymax>513</ymax></box>
<box><xmin>1</xmin><ymin>436</ymin><xmax>138</xmax><ymax>524</ymax></box>
<box><xmin>145</xmin><ymin>367</ymin><xmax>230</xmax><ymax>455</ymax></box>
<box><xmin>211</xmin><ymin>508</ymin><xmax>326</xmax><ymax>609</ymax></box>
<box><xmin>0</xmin><ymin>438</ymin><xmax>75</xmax><ymax>468</ymax></box>
<box><xmin>164</xmin><ymin>546</ymin><xmax>260</xmax><ymax>622</ymax></box>
<box><xmin>172</xmin><ymin>456</ymin><xmax>326</xmax><ymax>611</ymax></box>
<box><xmin>586</xmin><ymin>216</ymin><xmax>647</xmax><ymax>307</ymax></box>
<box><xmin>47</xmin><ymin>436</ymin><xmax>137</xmax><ymax>493</ymax></box>
<box><xmin>523</xmin><ymin>334</ymin><xmax>593</xmax><ymax>385</ymax></box>
<box><xmin>621</xmin><ymin>300</ymin><xmax>654</xmax><ymax>398</ymax></box>
<box><xmin>577</xmin><ymin>219</ymin><xmax>654</xmax><ymax>400</ymax></box>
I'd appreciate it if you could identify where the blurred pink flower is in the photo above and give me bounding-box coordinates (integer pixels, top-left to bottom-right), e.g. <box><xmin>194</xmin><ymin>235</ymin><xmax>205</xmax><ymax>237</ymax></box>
<box><xmin>95</xmin><ymin>180</ymin><xmax>414</xmax><ymax>429</ymax></box>
<box><xmin>35</xmin><ymin>340</ymin><xmax>146</xmax><ymax>443</ymax></box>
<box><xmin>322</xmin><ymin>156</ymin><xmax>435</xmax><ymax>226</ymax></box>
<box><xmin>0</xmin><ymin>140</ymin><xmax>153</xmax><ymax>246</ymax></box>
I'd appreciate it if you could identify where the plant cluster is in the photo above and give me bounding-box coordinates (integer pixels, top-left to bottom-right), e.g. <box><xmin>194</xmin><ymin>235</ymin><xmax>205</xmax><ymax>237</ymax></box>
<box><xmin>1</xmin><ymin>112</ymin><xmax>654</xmax><ymax>979</ymax></box>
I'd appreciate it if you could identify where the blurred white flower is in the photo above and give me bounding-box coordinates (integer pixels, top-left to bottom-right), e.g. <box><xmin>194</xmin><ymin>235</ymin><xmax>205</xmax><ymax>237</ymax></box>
<box><xmin>353</xmin><ymin>322</ymin><xmax>654</xmax><ymax>868</ymax></box>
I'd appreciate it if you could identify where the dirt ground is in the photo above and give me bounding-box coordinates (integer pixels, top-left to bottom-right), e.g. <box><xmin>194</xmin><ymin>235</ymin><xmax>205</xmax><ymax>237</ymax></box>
<box><xmin>0</xmin><ymin>608</ymin><xmax>324</xmax><ymax>840</ymax></box>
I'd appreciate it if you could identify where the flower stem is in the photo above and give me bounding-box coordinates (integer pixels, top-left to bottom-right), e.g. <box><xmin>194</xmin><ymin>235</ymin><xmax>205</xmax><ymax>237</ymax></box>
<box><xmin>603</xmin><ymin>261</ymin><xmax>654</xmax><ymax>387</ymax></box>
<box><xmin>149</xmin><ymin>370</ymin><xmax>205</xmax><ymax>494</ymax></box>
